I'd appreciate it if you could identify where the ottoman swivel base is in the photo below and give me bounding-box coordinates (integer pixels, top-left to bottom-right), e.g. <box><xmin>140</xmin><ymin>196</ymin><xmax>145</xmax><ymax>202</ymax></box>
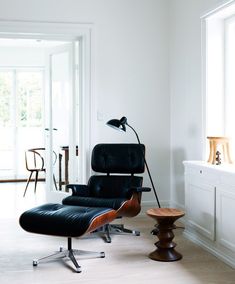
<box><xmin>33</xmin><ymin>237</ymin><xmax>105</xmax><ymax>273</ymax></box>
<box><xmin>19</xmin><ymin>203</ymin><xmax>116</xmax><ymax>273</ymax></box>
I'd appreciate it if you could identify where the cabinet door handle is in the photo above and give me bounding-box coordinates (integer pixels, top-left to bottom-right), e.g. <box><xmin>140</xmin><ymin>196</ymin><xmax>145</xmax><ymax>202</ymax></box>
<box><xmin>200</xmin><ymin>170</ymin><xmax>202</xmax><ymax>174</ymax></box>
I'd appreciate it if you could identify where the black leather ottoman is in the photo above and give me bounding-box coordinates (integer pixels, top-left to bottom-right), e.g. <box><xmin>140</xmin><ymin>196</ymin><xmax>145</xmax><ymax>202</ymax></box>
<box><xmin>19</xmin><ymin>203</ymin><xmax>116</xmax><ymax>273</ymax></box>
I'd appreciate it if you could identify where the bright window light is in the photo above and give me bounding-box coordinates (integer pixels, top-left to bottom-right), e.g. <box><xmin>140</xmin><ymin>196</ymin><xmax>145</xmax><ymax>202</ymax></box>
<box><xmin>205</xmin><ymin>2</ymin><xmax>235</xmax><ymax>159</ymax></box>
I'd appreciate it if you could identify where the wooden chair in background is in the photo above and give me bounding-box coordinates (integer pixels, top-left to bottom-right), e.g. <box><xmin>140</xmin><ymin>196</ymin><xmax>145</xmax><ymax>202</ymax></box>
<box><xmin>23</xmin><ymin>147</ymin><xmax>57</xmax><ymax>197</ymax></box>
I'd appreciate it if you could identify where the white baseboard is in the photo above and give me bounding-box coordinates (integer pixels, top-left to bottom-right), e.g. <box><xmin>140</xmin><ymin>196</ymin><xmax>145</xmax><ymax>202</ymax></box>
<box><xmin>184</xmin><ymin>230</ymin><xmax>235</xmax><ymax>269</ymax></box>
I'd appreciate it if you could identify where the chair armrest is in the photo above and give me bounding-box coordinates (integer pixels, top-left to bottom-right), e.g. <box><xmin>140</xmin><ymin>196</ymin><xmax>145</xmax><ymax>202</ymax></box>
<box><xmin>131</xmin><ymin>186</ymin><xmax>151</xmax><ymax>193</ymax></box>
<box><xmin>66</xmin><ymin>184</ymin><xmax>90</xmax><ymax>197</ymax></box>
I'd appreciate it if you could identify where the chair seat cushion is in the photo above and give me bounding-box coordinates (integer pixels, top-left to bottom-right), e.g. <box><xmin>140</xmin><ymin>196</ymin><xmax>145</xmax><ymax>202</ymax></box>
<box><xmin>62</xmin><ymin>196</ymin><xmax>127</xmax><ymax>210</ymax></box>
<box><xmin>19</xmin><ymin>203</ymin><xmax>115</xmax><ymax>237</ymax></box>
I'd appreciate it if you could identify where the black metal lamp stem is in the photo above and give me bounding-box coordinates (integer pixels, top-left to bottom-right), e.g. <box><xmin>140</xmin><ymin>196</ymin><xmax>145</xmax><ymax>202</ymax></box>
<box><xmin>126</xmin><ymin>123</ymin><xmax>161</xmax><ymax>208</ymax></box>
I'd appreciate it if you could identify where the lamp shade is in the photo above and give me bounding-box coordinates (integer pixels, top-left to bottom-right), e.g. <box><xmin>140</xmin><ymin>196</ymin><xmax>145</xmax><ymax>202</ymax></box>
<box><xmin>106</xmin><ymin>117</ymin><xmax>127</xmax><ymax>132</ymax></box>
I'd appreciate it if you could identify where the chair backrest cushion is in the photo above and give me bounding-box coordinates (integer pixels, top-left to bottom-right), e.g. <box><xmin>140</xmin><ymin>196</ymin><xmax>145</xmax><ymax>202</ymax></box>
<box><xmin>88</xmin><ymin>175</ymin><xmax>143</xmax><ymax>199</ymax></box>
<box><xmin>91</xmin><ymin>143</ymin><xmax>145</xmax><ymax>174</ymax></box>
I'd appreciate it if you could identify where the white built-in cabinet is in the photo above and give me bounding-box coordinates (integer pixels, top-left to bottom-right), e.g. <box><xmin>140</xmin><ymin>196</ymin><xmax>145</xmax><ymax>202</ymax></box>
<box><xmin>183</xmin><ymin>161</ymin><xmax>235</xmax><ymax>268</ymax></box>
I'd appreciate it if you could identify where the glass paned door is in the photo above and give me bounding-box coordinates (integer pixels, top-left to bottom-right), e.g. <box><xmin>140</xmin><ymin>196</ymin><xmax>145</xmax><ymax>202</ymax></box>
<box><xmin>0</xmin><ymin>69</ymin><xmax>44</xmax><ymax>180</ymax></box>
<box><xmin>0</xmin><ymin>71</ymin><xmax>14</xmax><ymax>178</ymax></box>
<box><xmin>45</xmin><ymin>43</ymin><xmax>79</xmax><ymax>202</ymax></box>
<box><xmin>17</xmin><ymin>71</ymin><xmax>44</xmax><ymax>178</ymax></box>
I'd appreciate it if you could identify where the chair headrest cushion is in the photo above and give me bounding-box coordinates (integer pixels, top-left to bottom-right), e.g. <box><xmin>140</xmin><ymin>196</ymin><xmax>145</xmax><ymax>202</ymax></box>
<box><xmin>91</xmin><ymin>143</ymin><xmax>145</xmax><ymax>174</ymax></box>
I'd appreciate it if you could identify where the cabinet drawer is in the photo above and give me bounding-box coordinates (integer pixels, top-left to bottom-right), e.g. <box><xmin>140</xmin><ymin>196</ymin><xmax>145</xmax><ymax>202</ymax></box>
<box><xmin>184</xmin><ymin>165</ymin><xmax>220</xmax><ymax>184</ymax></box>
<box><xmin>219</xmin><ymin>172</ymin><xmax>235</xmax><ymax>189</ymax></box>
<box><xmin>216</xmin><ymin>188</ymin><xmax>235</xmax><ymax>251</ymax></box>
<box><xmin>185</xmin><ymin>180</ymin><xmax>216</xmax><ymax>241</ymax></box>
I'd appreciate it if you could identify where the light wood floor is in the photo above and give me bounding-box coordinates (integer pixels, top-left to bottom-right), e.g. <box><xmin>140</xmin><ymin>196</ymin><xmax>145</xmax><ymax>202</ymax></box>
<box><xmin>0</xmin><ymin>183</ymin><xmax>235</xmax><ymax>284</ymax></box>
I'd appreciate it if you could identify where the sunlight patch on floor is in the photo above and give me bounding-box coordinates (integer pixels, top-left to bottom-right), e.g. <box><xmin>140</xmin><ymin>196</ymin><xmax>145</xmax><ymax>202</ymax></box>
<box><xmin>0</xmin><ymin>182</ymin><xmax>46</xmax><ymax>219</ymax></box>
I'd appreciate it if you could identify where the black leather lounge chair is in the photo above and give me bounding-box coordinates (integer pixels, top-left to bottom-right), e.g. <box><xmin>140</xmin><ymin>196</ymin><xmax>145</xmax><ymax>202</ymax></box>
<box><xmin>19</xmin><ymin>143</ymin><xmax>150</xmax><ymax>273</ymax></box>
<box><xmin>63</xmin><ymin>143</ymin><xmax>151</xmax><ymax>243</ymax></box>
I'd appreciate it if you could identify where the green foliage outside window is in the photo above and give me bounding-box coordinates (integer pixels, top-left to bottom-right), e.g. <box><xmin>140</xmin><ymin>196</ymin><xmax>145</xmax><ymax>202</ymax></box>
<box><xmin>0</xmin><ymin>70</ymin><xmax>43</xmax><ymax>128</ymax></box>
<box><xmin>0</xmin><ymin>72</ymin><xmax>12</xmax><ymax>127</ymax></box>
<box><xmin>17</xmin><ymin>72</ymin><xmax>43</xmax><ymax>127</ymax></box>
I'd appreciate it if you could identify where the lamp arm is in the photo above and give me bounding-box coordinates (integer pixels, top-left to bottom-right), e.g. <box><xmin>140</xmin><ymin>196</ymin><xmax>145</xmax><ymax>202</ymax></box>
<box><xmin>126</xmin><ymin>123</ymin><xmax>161</xmax><ymax>208</ymax></box>
<box><xmin>126</xmin><ymin>123</ymin><xmax>141</xmax><ymax>144</ymax></box>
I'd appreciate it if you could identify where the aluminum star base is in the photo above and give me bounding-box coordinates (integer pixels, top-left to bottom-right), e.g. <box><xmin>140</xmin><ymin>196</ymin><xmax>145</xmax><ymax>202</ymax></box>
<box><xmin>32</xmin><ymin>237</ymin><xmax>105</xmax><ymax>273</ymax></box>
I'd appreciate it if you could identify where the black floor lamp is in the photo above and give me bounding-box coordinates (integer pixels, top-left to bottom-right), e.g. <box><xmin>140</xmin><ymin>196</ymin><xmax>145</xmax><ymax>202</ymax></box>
<box><xmin>106</xmin><ymin>116</ymin><xmax>161</xmax><ymax>208</ymax></box>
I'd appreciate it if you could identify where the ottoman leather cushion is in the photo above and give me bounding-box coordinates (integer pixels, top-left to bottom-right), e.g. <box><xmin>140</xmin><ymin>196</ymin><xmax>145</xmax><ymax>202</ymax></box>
<box><xmin>19</xmin><ymin>203</ymin><xmax>115</xmax><ymax>237</ymax></box>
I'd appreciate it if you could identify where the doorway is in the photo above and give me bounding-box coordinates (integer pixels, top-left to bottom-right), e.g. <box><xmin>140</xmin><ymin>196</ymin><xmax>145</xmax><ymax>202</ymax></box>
<box><xmin>0</xmin><ymin>38</ymin><xmax>76</xmax><ymax>190</ymax></box>
<box><xmin>0</xmin><ymin>22</ymin><xmax>92</xmax><ymax>206</ymax></box>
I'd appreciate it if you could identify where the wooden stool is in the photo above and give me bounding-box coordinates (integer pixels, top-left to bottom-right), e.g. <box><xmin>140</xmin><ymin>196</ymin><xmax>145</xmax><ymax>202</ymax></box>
<box><xmin>146</xmin><ymin>208</ymin><xmax>185</xmax><ymax>262</ymax></box>
<box><xmin>207</xmin><ymin>136</ymin><xmax>233</xmax><ymax>164</ymax></box>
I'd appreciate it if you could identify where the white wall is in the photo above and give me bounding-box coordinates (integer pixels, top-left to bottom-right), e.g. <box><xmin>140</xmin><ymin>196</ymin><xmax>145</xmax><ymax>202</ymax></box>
<box><xmin>169</xmin><ymin>0</ymin><xmax>229</xmax><ymax>208</ymax></box>
<box><xmin>0</xmin><ymin>0</ymin><xmax>170</xmax><ymax>205</ymax></box>
<box><xmin>0</xmin><ymin>47</ymin><xmax>45</xmax><ymax>67</ymax></box>
<box><xmin>1</xmin><ymin>0</ymin><xmax>232</xmax><ymax>208</ymax></box>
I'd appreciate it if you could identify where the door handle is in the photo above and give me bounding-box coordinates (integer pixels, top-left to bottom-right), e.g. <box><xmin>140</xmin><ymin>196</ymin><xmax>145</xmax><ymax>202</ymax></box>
<box><xmin>44</xmin><ymin>128</ymin><xmax>58</xmax><ymax>131</ymax></box>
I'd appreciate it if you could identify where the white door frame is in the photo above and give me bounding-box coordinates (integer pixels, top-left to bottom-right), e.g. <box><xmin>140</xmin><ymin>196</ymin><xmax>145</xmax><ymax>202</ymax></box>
<box><xmin>45</xmin><ymin>43</ymin><xmax>76</xmax><ymax>202</ymax></box>
<box><xmin>0</xmin><ymin>20</ymin><xmax>94</xmax><ymax>192</ymax></box>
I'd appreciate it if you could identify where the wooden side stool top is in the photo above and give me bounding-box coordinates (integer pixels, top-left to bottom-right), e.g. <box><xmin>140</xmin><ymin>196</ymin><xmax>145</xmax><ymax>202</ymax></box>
<box><xmin>147</xmin><ymin>208</ymin><xmax>185</xmax><ymax>221</ymax></box>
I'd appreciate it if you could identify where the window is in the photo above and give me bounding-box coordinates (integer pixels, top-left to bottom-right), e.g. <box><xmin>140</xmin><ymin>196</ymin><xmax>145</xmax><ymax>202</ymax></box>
<box><xmin>0</xmin><ymin>71</ymin><xmax>12</xmax><ymax>127</ymax></box>
<box><xmin>0</xmin><ymin>69</ymin><xmax>44</xmax><ymax>179</ymax></box>
<box><xmin>204</xmin><ymin>2</ymin><xmax>235</xmax><ymax>157</ymax></box>
<box><xmin>17</xmin><ymin>71</ymin><xmax>43</xmax><ymax>127</ymax></box>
